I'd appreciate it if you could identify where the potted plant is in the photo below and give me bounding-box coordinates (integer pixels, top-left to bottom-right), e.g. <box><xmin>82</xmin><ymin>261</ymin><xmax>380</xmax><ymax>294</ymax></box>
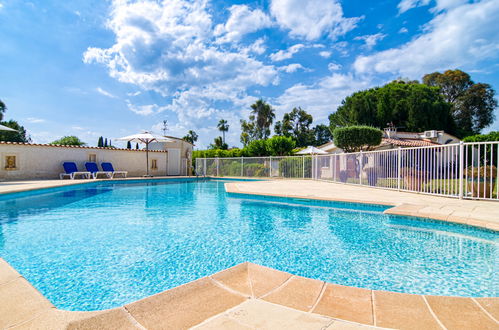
<box><xmin>400</xmin><ymin>167</ymin><xmax>426</xmax><ymax>191</ymax></box>
<box><xmin>466</xmin><ymin>165</ymin><xmax>497</xmax><ymax>198</ymax></box>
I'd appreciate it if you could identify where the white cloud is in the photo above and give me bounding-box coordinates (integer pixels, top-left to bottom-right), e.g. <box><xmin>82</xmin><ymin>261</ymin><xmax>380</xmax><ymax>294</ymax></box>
<box><xmin>398</xmin><ymin>0</ymin><xmax>467</xmax><ymax>13</ymax></box>
<box><xmin>83</xmin><ymin>0</ymin><xmax>278</xmax><ymax>134</ymax></box>
<box><xmin>269</xmin><ymin>44</ymin><xmax>304</xmax><ymax>61</ymax></box>
<box><xmin>327</xmin><ymin>62</ymin><xmax>342</xmax><ymax>71</ymax></box>
<box><xmin>398</xmin><ymin>0</ymin><xmax>431</xmax><ymax>13</ymax></box>
<box><xmin>126</xmin><ymin>101</ymin><xmax>167</xmax><ymax>116</ymax></box>
<box><xmin>278</xmin><ymin>63</ymin><xmax>307</xmax><ymax>73</ymax></box>
<box><xmin>26</xmin><ymin>117</ymin><xmax>46</xmax><ymax>124</ymax></box>
<box><xmin>274</xmin><ymin>73</ymin><xmax>371</xmax><ymax>122</ymax></box>
<box><xmin>214</xmin><ymin>5</ymin><xmax>272</xmax><ymax>43</ymax></box>
<box><xmin>127</xmin><ymin>91</ymin><xmax>142</xmax><ymax>97</ymax></box>
<box><xmin>399</xmin><ymin>27</ymin><xmax>409</xmax><ymax>33</ymax></box>
<box><xmin>242</xmin><ymin>38</ymin><xmax>267</xmax><ymax>55</ymax></box>
<box><xmin>0</xmin><ymin>3</ymin><xmax>3</xmax><ymax>10</ymax></box>
<box><xmin>96</xmin><ymin>87</ymin><xmax>117</xmax><ymax>98</ymax></box>
<box><xmin>270</xmin><ymin>0</ymin><xmax>362</xmax><ymax>40</ymax></box>
<box><xmin>354</xmin><ymin>0</ymin><xmax>499</xmax><ymax>78</ymax></box>
<box><xmin>319</xmin><ymin>51</ymin><xmax>332</xmax><ymax>58</ymax></box>
<box><xmin>354</xmin><ymin>33</ymin><xmax>387</xmax><ymax>49</ymax></box>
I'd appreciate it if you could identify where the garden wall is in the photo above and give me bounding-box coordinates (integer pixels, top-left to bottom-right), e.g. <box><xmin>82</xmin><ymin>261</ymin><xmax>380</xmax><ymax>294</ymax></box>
<box><xmin>0</xmin><ymin>142</ymin><xmax>171</xmax><ymax>180</ymax></box>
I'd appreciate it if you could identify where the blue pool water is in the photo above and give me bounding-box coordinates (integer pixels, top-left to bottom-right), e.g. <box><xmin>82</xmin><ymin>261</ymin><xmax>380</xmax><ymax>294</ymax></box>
<box><xmin>0</xmin><ymin>179</ymin><xmax>497</xmax><ymax>311</ymax></box>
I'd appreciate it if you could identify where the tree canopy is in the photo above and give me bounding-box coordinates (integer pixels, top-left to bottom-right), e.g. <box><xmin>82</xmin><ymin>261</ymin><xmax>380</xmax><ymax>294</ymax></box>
<box><xmin>240</xmin><ymin>99</ymin><xmax>275</xmax><ymax>144</ymax></box>
<box><xmin>0</xmin><ymin>99</ymin><xmax>6</xmax><ymax>121</ymax></box>
<box><xmin>274</xmin><ymin>107</ymin><xmax>314</xmax><ymax>147</ymax></box>
<box><xmin>50</xmin><ymin>136</ymin><xmax>86</xmax><ymax>146</ymax></box>
<box><xmin>217</xmin><ymin>119</ymin><xmax>229</xmax><ymax>145</ymax></box>
<box><xmin>333</xmin><ymin>126</ymin><xmax>383</xmax><ymax>152</ymax></box>
<box><xmin>0</xmin><ymin>120</ymin><xmax>30</xmax><ymax>143</ymax></box>
<box><xmin>183</xmin><ymin>130</ymin><xmax>198</xmax><ymax>144</ymax></box>
<box><xmin>329</xmin><ymin>81</ymin><xmax>456</xmax><ymax>135</ymax></box>
<box><xmin>423</xmin><ymin>69</ymin><xmax>497</xmax><ymax>137</ymax></box>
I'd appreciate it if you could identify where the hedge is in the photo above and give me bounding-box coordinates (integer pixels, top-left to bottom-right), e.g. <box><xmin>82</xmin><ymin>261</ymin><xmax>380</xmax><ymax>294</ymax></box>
<box><xmin>333</xmin><ymin>126</ymin><xmax>382</xmax><ymax>152</ymax></box>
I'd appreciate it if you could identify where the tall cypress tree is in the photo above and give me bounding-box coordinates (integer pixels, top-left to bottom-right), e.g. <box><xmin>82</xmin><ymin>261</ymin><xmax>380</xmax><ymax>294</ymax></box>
<box><xmin>127</xmin><ymin>141</ymin><xmax>132</xmax><ymax>149</ymax></box>
<box><xmin>97</xmin><ymin>136</ymin><xmax>104</xmax><ymax>147</ymax></box>
<box><xmin>104</xmin><ymin>138</ymin><xmax>108</xmax><ymax>147</ymax></box>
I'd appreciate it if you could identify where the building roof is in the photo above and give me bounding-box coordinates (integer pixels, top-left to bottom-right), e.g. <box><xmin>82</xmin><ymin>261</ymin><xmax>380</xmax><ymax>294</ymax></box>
<box><xmin>381</xmin><ymin>138</ymin><xmax>440</xmax><ymax>147</ymax></box>
<box><xmin>0</xmin><ymin>141</ymin><xmax>167</xmax><ymax>152</ymax></box>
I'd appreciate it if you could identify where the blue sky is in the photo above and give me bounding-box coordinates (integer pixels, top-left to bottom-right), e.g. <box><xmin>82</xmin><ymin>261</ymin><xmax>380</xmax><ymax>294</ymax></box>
<box><xmin>0</xmin><ymin>0</ymin><xmax>498</xmax><ymax>148</ymax></box>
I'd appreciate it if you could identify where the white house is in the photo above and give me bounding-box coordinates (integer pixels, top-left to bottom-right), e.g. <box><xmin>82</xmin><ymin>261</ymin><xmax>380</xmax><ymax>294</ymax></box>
<box><xmin>318</xmin><ymin>128</ymin><xmax>460</xmax><ymax>154</ymax></box>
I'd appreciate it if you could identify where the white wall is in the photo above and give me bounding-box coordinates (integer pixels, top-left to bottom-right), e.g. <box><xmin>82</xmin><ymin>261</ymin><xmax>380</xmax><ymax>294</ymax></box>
<box><xmin>0</xmin><ymin>142</ymin><xmax>171</xmax><ymax>180</ymax></box>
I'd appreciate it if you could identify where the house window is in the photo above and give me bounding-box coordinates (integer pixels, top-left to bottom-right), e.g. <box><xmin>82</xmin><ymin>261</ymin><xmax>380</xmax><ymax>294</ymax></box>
<box><xmin>151</xmin><ymin>159</ymin><xmax>158</xmax><ymax>170</ymax></box>
<box><xmin>5</xmin><ymin>155</ymin><xmax>17</xmax><ymax>170</ymax></box>
<box><xmin>88</xmin><ymin>154</ymin><xmax>97</xmax><ymax>163</ymax></box>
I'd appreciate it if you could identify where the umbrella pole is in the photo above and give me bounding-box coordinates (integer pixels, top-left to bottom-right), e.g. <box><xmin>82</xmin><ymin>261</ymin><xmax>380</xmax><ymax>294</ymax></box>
<box><xmin>146</xmin><ymin>142</ymin><xmax>149</xmax><ymax>176</ymax></box>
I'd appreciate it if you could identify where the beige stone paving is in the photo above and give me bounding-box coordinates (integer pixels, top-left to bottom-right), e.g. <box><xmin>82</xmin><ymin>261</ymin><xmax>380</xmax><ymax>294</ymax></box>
<box><xmin>225</xmin><ymin>179</ymin><xmax>499</xmax><ymax>231</ymax></box>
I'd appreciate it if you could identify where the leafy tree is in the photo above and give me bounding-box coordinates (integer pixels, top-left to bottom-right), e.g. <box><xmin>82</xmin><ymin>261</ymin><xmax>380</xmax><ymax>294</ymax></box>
<box><xmin>333</xmin><ymin>126</ymin><xmax>382</xmax><ymax>152</ymax></box>
<box><xmin>50</xmin><ymin>136</ymin><xmax>86</xmax><ymax>146</ymax></box>
<box><xmin>183</xmin><ymin>130</ymin><xmax>198</xmax><ymax>144</ymax></box>
<box><xmin>247</xmin><ymin>99</ymin><xmax>275</xmax><ymax>140</ymax></box>
<box><xmin>245</xmin><ymin>139</ymin><xmax>268</xmax><ymax>156</ymax></box>
<box><xmin>274</xmin><ymin>107</ymin><xmax>314</xmax><ymax>147</ymax></box>
<box><xmin>329</xmin><ymin>81</ymin><xmax>456</xmax><ymax>135</ymax></box>
<box><xmin>97</xmin><ymin>136</ymin><xmax>104</xmax><ymax>147</ymax></box>
<box><xmin>423</xmin><ymin>69</ymin><xmax>497</xmax><ymax>137</ymax></box>
<box><xmin>217</xmin><ymin>119</ymin><xmax>229</xmax><ymax>145</ymax></box>
<box><xmin>313</xmin><ymin>124</ymin><xmax>332</xmax><ymax>146</ymax></box>
<box><xmin>266</xmin><ymin>136</ymin><xmax>296</xmax><ymax>156</ymax></box>
<box><xmin>209</xmin><ymin>136</ymin><xmax>228</xmax><ymax>150</ymax></box>
<box><xmin>126</xmin><ymin>141</ymin><xmax>132</xmax><ymax>149</ymax></box>
<box><xmin>0</xmin><ymin>99</ymin><xmax>6</xmax><ymax>121</ymax></box>
<box><xmin>240</xmin><ymin>119</ymin><xmax>257</xmax><ymax>145</ymax></box>
<box><xmin>0</xmin><ymin>120</ymin><xmax>30</xmax><ymax>143</ymax></box>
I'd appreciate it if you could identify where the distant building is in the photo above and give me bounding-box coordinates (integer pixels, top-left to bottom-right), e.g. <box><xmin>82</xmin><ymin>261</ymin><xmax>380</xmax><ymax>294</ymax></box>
<box><xmin>148</xmin><ymin>136</ymin><xmax>193</xmax><ymax>176</ymax></box>
<box><xmin>318</xmin><ymin>128</ymin><xmax>460</xmax><ymax>154</ymax></box>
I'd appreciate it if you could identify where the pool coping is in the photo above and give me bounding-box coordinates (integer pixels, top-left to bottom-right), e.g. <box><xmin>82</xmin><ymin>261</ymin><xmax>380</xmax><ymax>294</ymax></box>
<box><xmin>0</xmin><ymin>177</ymin><xmax>498</xmax><ymax>329</ymax></box>
<box><xmin>1</xmin><ymin>259</ymin><xmax>498</xmax><ymax>329</ymax></box>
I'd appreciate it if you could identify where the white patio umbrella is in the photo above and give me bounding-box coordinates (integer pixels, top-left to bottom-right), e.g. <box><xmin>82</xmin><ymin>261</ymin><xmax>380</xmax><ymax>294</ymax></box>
<box><xmin>0</xmin><ymin>124</ymin><xmax>17</xmax><ymax>132</ymax></box>
<box><xmin>295</xmin><ymin>146</ymin><xmax>328</xmax><ymax>155</ymax></box>
<box><xmin>116</xmin><ymin>131</ymin><xmax>173</xmax><ymax>176</ymax></box>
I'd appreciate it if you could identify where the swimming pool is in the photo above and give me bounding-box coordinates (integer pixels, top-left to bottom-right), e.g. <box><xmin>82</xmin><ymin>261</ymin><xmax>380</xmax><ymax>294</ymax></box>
<box><xmin>0</xmin><ymin>179</ymin><xmax>497</xmax><ymax>311</ymax></box>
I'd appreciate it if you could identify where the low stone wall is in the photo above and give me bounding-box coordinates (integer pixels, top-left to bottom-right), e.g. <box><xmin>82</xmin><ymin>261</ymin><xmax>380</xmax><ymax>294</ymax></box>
<box><xmin>0</xmin><ymin>142</ymin><xmax>169</xmax><ymax>180</ymax></box>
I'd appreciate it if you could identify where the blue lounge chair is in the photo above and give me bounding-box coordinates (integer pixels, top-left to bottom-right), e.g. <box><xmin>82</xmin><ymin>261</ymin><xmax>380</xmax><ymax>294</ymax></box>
<box><xmin>60</xmin><ymin>162</ymin><xmax>91</xmax><ymax>180</ymax></box>
<box><xmin>101</xmin><ymin>162</ymin><xmax>128</xmax><ymax>178</ymax></box>
<box><xmin>85</xmin><ymin>162</ymin><xmax>112</xmax><ymax>179</ymax></box>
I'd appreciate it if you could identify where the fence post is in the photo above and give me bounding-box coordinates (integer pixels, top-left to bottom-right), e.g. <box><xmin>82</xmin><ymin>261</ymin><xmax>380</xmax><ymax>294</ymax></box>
<box><xmin>459</xmin><ymin>141</ymin><xmax>464</xmax><ymax>199</ymax></box>
<box><xmin>204</xmin><ymin>158</ymin><xmax>207</xmax><ymax>176</ymax></box>
<box><xmin>397</xmin><ymin>147</ymin><xmax>401</xmax><ymax>191</ymax></box>
<box><xmin>359</xmin><ymin>151</ymin><xmax>363</xmax><ymax>185</ymax></box>
<box><xmin>216</xmin><ymin>158</ymin><xmax>219</xmax><ymax>177</ymax></box>
<box><xmin>302</xmin><ymin>156</ymin><xmax>305</xmax><ymax>178</ymax></box>
<box><xmin>269</xmin><ymin>156</ymin><xmax>273</xmax><ymax>177</ymax></box>
<box><xmin>241</xmin><ymin>157</ymin><xmax>244</xmax><ymax>177</ymax></box>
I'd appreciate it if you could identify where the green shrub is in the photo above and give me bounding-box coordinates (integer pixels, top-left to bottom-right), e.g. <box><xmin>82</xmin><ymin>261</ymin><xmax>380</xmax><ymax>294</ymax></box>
<box><xmin>333</xmin><ymin>126</ymin><xmax>382</xmax><ymax>152</ymax></box>
<box><xmin>463</xmin><ymin>131</ymin><xmax>499</xmax><ymax>142</ymax></box>
<box><xmin>245</xmin><ymin>139</ymin><xmax>269</xmax><ymax>156</ymax></box>
<box><xmin>266</xmin><ymin>136</ymin><xmax>296</xmax><ymax>156</ymax></box>
<box><xmin>243</xmin><ymin>163</ymin><xmax>268</xmax><ymax>177</ymax></box>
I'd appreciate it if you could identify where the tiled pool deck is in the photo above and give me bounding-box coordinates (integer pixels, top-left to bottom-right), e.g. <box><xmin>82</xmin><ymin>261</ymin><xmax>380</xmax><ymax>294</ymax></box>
<box><xmin>0</xmin><ymin>178</ymin><xmax>498</xmax><ymax>329</ymax></box>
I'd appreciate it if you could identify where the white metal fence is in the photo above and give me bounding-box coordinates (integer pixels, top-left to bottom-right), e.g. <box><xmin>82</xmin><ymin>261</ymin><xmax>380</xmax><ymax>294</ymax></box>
<box><xmin>195</xmin><ymin>141</ymin><xmax>499</xmax><ymax>200</ymax></box>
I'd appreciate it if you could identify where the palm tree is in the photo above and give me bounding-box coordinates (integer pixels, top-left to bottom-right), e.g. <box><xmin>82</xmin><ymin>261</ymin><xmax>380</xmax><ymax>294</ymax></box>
<box><xmin>0</xmin><ymin>99</ymin><xmax>6</xmax><ymax>121</ymax></box>
<box><xmin>217</xmin><ymin>119</ymin><xmax>229</xmax><ymax>144</ymax></box>
<box><xmin>182</xmin><ymin>130</ymin><xmax>198</xmax><ymax>144</ymax></box>
<box><xmin>250</xmin><ymin>99</ymin><xmax>275</xmax><ymax>139</ymax></box>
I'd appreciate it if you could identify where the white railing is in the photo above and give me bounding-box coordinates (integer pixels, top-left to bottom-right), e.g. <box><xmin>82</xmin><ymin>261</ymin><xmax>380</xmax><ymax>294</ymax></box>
<box><xmin>195</xmin><ymin>141</ymin><xmax>499</xmax><ymax>200</ymax></box>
